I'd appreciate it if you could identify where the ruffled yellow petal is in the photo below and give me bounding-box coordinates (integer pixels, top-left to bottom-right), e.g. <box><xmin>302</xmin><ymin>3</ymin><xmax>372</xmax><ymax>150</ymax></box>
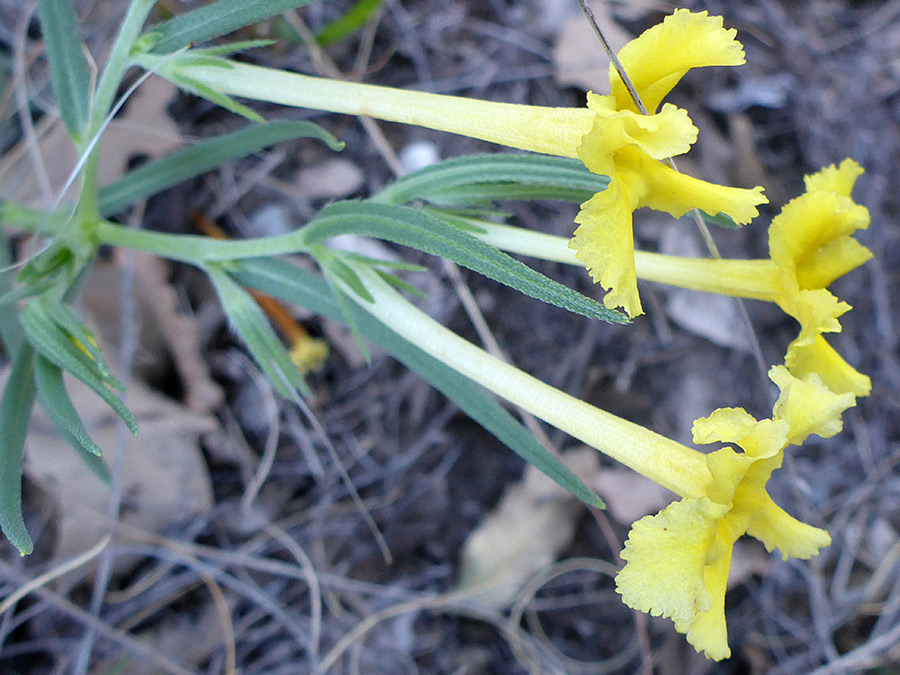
<box><xmin>572</xmin><ymin>98</ymin><xmax>706</xmax><ymax>318</ymax></box>
<box><xmin>612</xmin><ymin>9</ymin><xmax>745</xmax><ymax>114</ymax></box>
<box><xmin>776</xmin><ymin>285</ymin><xmax>850</xmax><ymax>344</ymax></box>
<box><xmin>637</xmin><ymin>154</ymin><xmax>766</xmax><ymax>224</ymax></box>
<box><xmin>618</xmin><ymin>446</ymin><xmax>758</xmax><ymax>662</ymax></box>
<box><xmin>674</xmin><ymin>517</ymin><xmax>735</xmax><ymax>661</ymax></box>
<box><xmin>620</xmin><ymin>381</ymin><xmax>837</xmax><ymax>662</ymax></box>
<box><xmin>692</xmin><ymin>408</ymin><xmax>789</xmax><ymax>460</ymax></box>
<box><xmin>769</xmin><ymin>365</ymin><xmax>856</xmax><ymax>445</ymax></box>
<box><xmin>800</xmin><ymin>236</ymin><xmax>873</xmax><ymax>290</ymax></box>
<box><xmin>692</xmin><ymin>407</ymin><xmax>757</xmax><ymax>444</ymax></box>
<box><xmin>572</xmin><ymin>163</ymin><xmax>643</xmax><ymax>317</ymax></box>
<box><xmin>582</xmin><ymin>95</ymin><xmax>698</xmax><ymax>160</ymax></box>
<box><xmin>745</xmin><ymin>491</ymin><xmax>832</xmax><ymax>560</ymax></box>
<box><xmin>769</xmin><ymin>190</ymin><xmax>871</xmax><ymax>290</ymax></box>
<box><xmin>705</xmin><ymin>446</ymin><xmax>756</xmax><ymax>509</ymax></box>
<box><xmin>616</xmin><ymin>497</ymin><xmax>726</xmax><ymax>623</ymax></box>
<box><xmin>785</xmin><ymin>334</ymin><xmax>872</xmax><ymax>397</ymax></box>
<box><xmin>691</xmin><ymin>399</ymin><xmax>832</xmax><ymax>560</ymax></box>
<box><xmin>804</xmin><ymin>158</ymin><xmax>864</xmax><ymax>197</ymax></box>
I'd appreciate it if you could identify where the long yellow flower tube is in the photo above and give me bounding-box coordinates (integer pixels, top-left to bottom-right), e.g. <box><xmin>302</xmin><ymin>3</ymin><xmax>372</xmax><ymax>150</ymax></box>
<box><xmin>159</xmin><ymin>61</ymin><xmax>595</xmax><ymax>158</ymax></box>
<box><xmin>143</xmin><ymin>9</ymin><xmax>767</xmax><ymax>319</ymax></box>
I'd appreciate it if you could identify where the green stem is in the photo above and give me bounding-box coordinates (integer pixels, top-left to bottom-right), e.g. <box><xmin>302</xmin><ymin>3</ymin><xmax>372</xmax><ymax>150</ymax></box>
<box><xmin>473</xmin><ymin>221</ymin><xmax>780</xmax><ymax>301</ymax></box>
<box><xmin>91</xmin><ymin>0</ymin><xmax>158</xmax><ymax>131</ymax></box>
<box><xmin>0</xmin><ymin>201</ymin><xmax>62</xmax><ymax>233</ymax></box>
<box><xmin>142</xmin><ymin>56</ymin><xmax>594</xmax><ymax>158</ymax></box>
<box><xmin>347</xmin><ymin>264</ymin><xmax>712</xmax><ymax>498</ymax></box>
<box><xmin>77</xmin><ymin>0</ymin><xmax>157</xmax><ymax>226</ymax></box>
<box><xmin>94</xmin><ymin>221</ymin><xmax>311</xmax><ymax>262</ymax></box>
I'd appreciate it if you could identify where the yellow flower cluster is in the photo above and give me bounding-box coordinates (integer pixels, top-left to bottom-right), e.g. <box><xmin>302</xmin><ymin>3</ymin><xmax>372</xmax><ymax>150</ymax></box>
<box><xmin>635</xmin><ymin>158</ymin><xmax>872</xmax><ymax>401</ymax></box>
<box><xmin>615</xmin><ymin>160</ymin><xmax>872</xmax><ymax>659</ymax></box>
<box><xmin>154</xmin><ymin>8</ymin><xmax>872</xmax><ymax>662</ymax></box>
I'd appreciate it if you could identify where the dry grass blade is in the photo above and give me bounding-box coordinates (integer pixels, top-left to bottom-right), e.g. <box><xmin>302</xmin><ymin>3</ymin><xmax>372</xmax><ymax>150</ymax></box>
<box><xmin>0</xmin><ymin>536</ymin><xmax>111</xmax><ymax>615</ymax></box>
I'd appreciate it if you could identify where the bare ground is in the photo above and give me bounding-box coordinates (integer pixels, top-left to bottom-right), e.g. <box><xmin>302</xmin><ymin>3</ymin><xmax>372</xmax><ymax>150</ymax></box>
<box><xmin>1</xmin><ymin>1</ymin><xmax>899</xmax><ymax>673</ymax></box>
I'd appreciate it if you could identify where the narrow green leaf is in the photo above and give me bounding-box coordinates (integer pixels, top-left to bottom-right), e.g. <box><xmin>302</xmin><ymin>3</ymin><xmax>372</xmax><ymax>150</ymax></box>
<box><xmin>37</xmin><ymin>0</ymin><xmax>91</xmax><ymax>141</ymax></box>
<box><xmin>16</xmin><ymin>240</ymin><xmax>75</xmax><ymax>290</ymax></box>
<box><xmin>0</xmin><ymin>283</ymin><xmax>51</xmax><ymax>310</ymax></box>
<box><xmin>316</xmin><ymin>0</ymin><xmax>384</xmax><ymax>45</ymax></box>
<box><xmin>316</xmin><ymin>253</ymin><xmax>373</xmax><ymax>304</ymax></box>
<box><xmin>231</xmin><ymin>258</ymin><xmax>604</xmax><ymax>509</ymax></box>
<box><xmin>99</xmin><ymin>120</ymin><xmax>342</xmax><ymax>216</ymax></box>
<box><xmin>319</xmin><ymin>264</ymin><xmax>370</xmax><ymax>363</ymax></box>
<box><xmin>0</xmin><ymin>345</ymin><xmax>37</xmax><ymax>555</ymax></box>
<box><xmin>337</xmin><ymin>253</ymin><xmax>427</xmax><ymax>273</ymax></box>
<box><xmin>206</xmin><ymin>265</ymin><xmax>309</xmax><ymax>399</ymax></box>
<box><xmin>174</xmin><ymin>75</ymin><xmax>266</xmax><ymax>123</ymax></box>
<box><xmin>33</xmin><ymin>356</ymin><xmax>112</xmax><ymax>485</ymax></box>
<box><xmin>34</xmin><ymin>356</ymin><xmax>102</xmax><ymax>456</ymax></box>
<box><xmin>148</xmin><ymin>0</ymin><xmax>320</xmax><ymax>54</ymax></box>
<box><xmin>374</xmin><ymin>269</ymin><xmax>426</xmax><ymax>300</ymax></box>
<box><xmin>0</xmin><ymin>234</ymin><xmax>26</xmax><ymax>353</ymax></box>
<box><xmin>424</xmin><ymin>182</ymin><xmax>600</xmax><ymax>206</ymax></box>
<box><xmin>302</xmin><ymin>201</ymin><xmax>626</xmax><ymax>324</ymax></box>
<box><xmin>188</xmin><ymin>39</ymin><xmax>276</xmax><ymax>57</ymax></box>
<box><xmin>372</xmin><ymin>154</ymin><xmax>610</xmax><ymax>207</ymax></box>
<box><xmin>48</xmin><ymin>302</ymin><xmax>113</xmax><ymax>381</ymax></box>
<box><xmin>165</xmin><ymin>55</ymin><xmax>238</xmax><ymax>69</ymax></box>
<box><xmin>19</xmin><ymin>299</ymin><xmax>138</xmax><ymax>436</ymax></box>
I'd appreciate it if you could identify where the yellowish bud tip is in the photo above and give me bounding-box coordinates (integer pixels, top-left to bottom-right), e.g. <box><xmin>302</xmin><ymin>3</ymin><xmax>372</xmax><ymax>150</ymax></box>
<box><xmin>289</xmin><ymin>338</ymin><xmax>329</xmax><ymax>374</ymax></box>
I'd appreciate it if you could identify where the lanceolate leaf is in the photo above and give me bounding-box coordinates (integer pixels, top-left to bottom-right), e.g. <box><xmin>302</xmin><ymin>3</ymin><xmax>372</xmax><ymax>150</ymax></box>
<box><xmin>302</xmin><ymin>201</ymin><xmax>626</xmax><ymax>324</ymax></box>
<box><xmin>34</xmin><ymin>356</ymin><xmax>98</xmax><ymax>456</ymax></box>
<box><xmin>37</xmin><ymin>0</ymin><xmax>91</xmax><ymax>142</ymax></box>
<box><xmin>372</xmin><ymin>154</ymin><xmax>610</xmax><ymax>207</ymax></box>
<box><xmin>230</xmin><ymin>258</ymin><xmax>605</xmax><ymax>510</ymax></box>
<box><xmin>147</xmin><ymin>0</ymin><xmax>320</xmax><ymax>54</ymax></box>
<box><xmin>0</xmin><ymin>345</ymin><xmax>37</xmax><ymax>555</ymax></box>
<box><xmin>0</xmin><ymin>236</ymin><xmax>25</xmax><ymax>354</ymax></box>
<box><xmin>99</xmin><ymin>120</ymin><xmax>342</xmax><ymax>216</ymax></box>
<box><xmin>19</xmin><ymin>298</ymin><xmax>138</xmax><ymax>436</ymax></box>
<box><xmin>206</xmin><ymin>265</ymin><xmax>309</xmax><ymax>399</ymax></box>
<box><xmin>171</xmin><ymin>75</ymin><xmax>266</xmax><ymax>124</ymax></box>
<box><xmin>33</xmin><ymin>356</ymin><xmax>112</xmax><ymax>484</ymax></box>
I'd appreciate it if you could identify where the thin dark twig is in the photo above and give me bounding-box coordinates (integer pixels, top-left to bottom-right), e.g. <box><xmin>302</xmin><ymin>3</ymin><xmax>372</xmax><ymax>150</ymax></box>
<box><xmin>576</xmin><ymin>0</ymin><xmax>648</xmax><ymax>116</ymax></box>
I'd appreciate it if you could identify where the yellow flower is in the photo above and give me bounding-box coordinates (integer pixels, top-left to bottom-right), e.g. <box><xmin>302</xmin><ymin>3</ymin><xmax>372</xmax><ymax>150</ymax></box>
<box><xmin>769</xmin><ymin>159</ymin><xmax>872</xmax><ymax>397</ymax></box>
<box><xmin>574</xmin><ymin>10</ymin><xmax>766</xmax><ymax>317</ymax></box>
<box><xmin>616</xmin><ymin>365</ymin><xmax>852</xmax><ymax>660</ymax></box>
<box><xmin>634</xmin><ymin>159</ymin><xmax>872</xmax><ymax>397</ymax></box>
<box><xmin>150</xmin><ymin>9</ymin><xmax>766</xmax><ymax>319</ymax></box>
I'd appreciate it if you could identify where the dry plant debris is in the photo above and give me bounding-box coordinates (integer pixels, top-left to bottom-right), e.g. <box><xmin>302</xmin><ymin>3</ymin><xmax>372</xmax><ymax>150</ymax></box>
<box><xmin>0</xmin><ymin>0</ymin><xmax>899</xmax><ymax>674</ymax></box>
